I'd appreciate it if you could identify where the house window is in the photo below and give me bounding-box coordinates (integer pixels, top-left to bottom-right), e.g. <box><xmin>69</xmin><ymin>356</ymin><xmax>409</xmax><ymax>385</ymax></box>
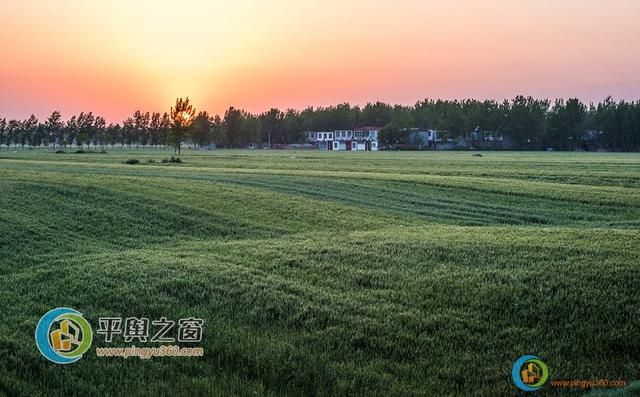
<box><xmin>333</xmin><ymin>141</ymin><xmax>338</xmax><ymax>149</ymax></box>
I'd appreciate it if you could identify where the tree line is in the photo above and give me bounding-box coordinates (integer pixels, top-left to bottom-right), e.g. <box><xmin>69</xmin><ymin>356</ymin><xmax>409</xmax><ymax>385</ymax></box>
<box><xmin>1</xmin><ymin>96</ymin><xmax>639</xmax><ymax>151</ymax></box>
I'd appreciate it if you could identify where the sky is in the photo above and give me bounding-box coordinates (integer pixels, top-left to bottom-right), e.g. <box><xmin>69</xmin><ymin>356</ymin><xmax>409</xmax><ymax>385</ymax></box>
<box><xmin>1</xmin><ymin>0</ymin><xmax>639</xmax><ymax>122</ymax></box>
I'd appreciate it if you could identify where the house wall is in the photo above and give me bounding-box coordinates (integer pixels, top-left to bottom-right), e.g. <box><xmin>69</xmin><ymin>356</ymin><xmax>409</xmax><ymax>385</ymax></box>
<box><xmin>308</xmin><ymin>129</ymin><xmax>380</xmax><ymax>151</ymax></box>
<box><xmin>310</xmin><ymin>132</ymin><xmax>334</xmax><ymax>142</ymax></box>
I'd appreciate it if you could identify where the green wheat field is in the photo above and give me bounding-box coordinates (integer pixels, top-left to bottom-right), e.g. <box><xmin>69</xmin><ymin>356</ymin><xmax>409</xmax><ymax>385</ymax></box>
<box><xmin>1</xmin><ymin>149</ymin><xmax>639</xmax><ymax>396</ymax></box>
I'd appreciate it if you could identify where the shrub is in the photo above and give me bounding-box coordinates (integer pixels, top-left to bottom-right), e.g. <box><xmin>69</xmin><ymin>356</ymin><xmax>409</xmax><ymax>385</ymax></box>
<box><xmin>161</xmin><ymin>158</ymin><xmax>169</xmax><ymax>163</ymax></box>
<box><xmin>76</xmin><ymin>150</ymin><xmax>86</xmax><ymax>154</ymax></box>
<box><xmin>147</xmin><ymin>159</ymin><xmax>155</xmax><ymax>164</ymax></box>
<box><xmin>55</xmin><ymin>150</ymin><xmax>65</xmax><ymax>154</ymax></box>
<box><xmin>169</xmin><ymin>156</ymin><xmax>183</xmax><ymax>163</ymax></box>
<box><xmin>125</xmin><ymin>159</ymin><xmax>140</xmax><ymax>165</ymax></box>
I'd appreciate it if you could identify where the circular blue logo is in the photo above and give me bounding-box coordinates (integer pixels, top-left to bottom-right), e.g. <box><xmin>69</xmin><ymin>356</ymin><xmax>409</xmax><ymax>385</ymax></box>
<box><xmin>35</xmin><ymin>307</ymin><xmax>93</xmax><ymax>364</ymax></box>
<box><xmin>512</xmin><ymin>355</ymin><xmax>549</xmax><ymax>391</ymax></box>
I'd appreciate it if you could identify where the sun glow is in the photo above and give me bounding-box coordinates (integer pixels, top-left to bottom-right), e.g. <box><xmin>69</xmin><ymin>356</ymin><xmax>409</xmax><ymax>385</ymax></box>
<box><xmin>1</xmin><ymin>0</ymin><xmax>640</xmax><ymax>121</ymax></box>
<box><xmin>179</xmin><ymin>111</ymin><xmax>192</xmax><ymax>126</ymax></box>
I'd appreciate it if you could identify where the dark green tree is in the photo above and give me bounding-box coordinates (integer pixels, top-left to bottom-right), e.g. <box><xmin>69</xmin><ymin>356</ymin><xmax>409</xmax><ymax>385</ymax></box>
<box><xmin>76</xmin><ymin>112</ymin><xmax>95</xmax><ymax>149</ymax></box>
<box><xmin>23</xmin><ymin>115</ymin><xmax>39</xmax><ymax>148</ymax></box>
<box><xmin>191</xmin><ymin>111</ymin><xmax>212</xmax><ymax>148</ymax></box>
<box><xmin>149</xmin><ymin>112</ymin><xmax>162</xmax><ymax>148</ymax></box>
<box><xmin>223</xmin><ymin>107</ymin><xmax>244</xmax><ymax>147</ymax></box>
<box><xmin>210</xmin><ymin>114</ymin><xmax>224</xmax><ymax>145</ymax></box>
<box><xmin>0</xmin><ymin>118</ymin><xmax>6</xmax><ymax>149</ymax></box>
<box><xmin>547</xmin><ymin>98</ymin><xmax>586</xmax><ymax>150</ymax></box>
<box><xmin>8</xmin><ymin>120</ymin><xmax>21</xmax><ymax>149</ymax></box>
<box><xmin>169</xmin><ymin>97</ymin><xmax>195</xmax><ymax>155</ymax></box>
<box><xmin>45</xmin><ymin>111</ymin><xmax>64</xmax><ymax>150</ymax></box>
<box><xmin>260</xmin><ymin>108</ymin><xmax>283</xmax><ymax>146</ymax></box>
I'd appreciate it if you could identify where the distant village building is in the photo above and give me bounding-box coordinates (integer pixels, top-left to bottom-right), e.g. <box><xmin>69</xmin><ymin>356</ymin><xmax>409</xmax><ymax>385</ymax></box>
<box><xmin>470</xmin><ymin>126</ymin><xmax>505</xmax><ymax>143</ymax></box>
<box><xmin>307</xmin><ymin>127</ymin><xmax>379</xmax><ymax>151</ymax></box>
<box><xmin>407</xmin><ymin>129</ymin><xmax>439</xmax><ymax>148</ymax></box>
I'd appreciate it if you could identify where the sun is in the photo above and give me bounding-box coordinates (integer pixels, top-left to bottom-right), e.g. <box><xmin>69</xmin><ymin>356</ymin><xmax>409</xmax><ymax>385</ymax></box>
<box><xmin>179</xmin><ymin>111</ymin><xmax>192</xmax><ymax>125</ymax></box>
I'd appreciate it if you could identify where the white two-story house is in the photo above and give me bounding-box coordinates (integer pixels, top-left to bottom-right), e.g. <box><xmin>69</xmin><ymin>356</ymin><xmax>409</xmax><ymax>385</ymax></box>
<box><xmin>307</xmin><ymin>127</ymin><xmax>379</xmax><ymax>151</ymax></box>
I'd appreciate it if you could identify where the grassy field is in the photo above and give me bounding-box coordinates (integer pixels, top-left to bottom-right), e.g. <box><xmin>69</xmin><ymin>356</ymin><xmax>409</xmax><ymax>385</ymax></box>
<box><xmin>0</xmin><ymin>149</ymin><xmax>639</xmax><ymax>396</ymax></box>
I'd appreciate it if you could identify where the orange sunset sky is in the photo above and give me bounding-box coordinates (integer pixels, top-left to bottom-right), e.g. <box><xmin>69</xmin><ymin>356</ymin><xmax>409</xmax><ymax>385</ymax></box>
<box><xmin>1</xmin><ymin>0</ymin><xmax>639</xmax><ymax>122</ymax></box>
